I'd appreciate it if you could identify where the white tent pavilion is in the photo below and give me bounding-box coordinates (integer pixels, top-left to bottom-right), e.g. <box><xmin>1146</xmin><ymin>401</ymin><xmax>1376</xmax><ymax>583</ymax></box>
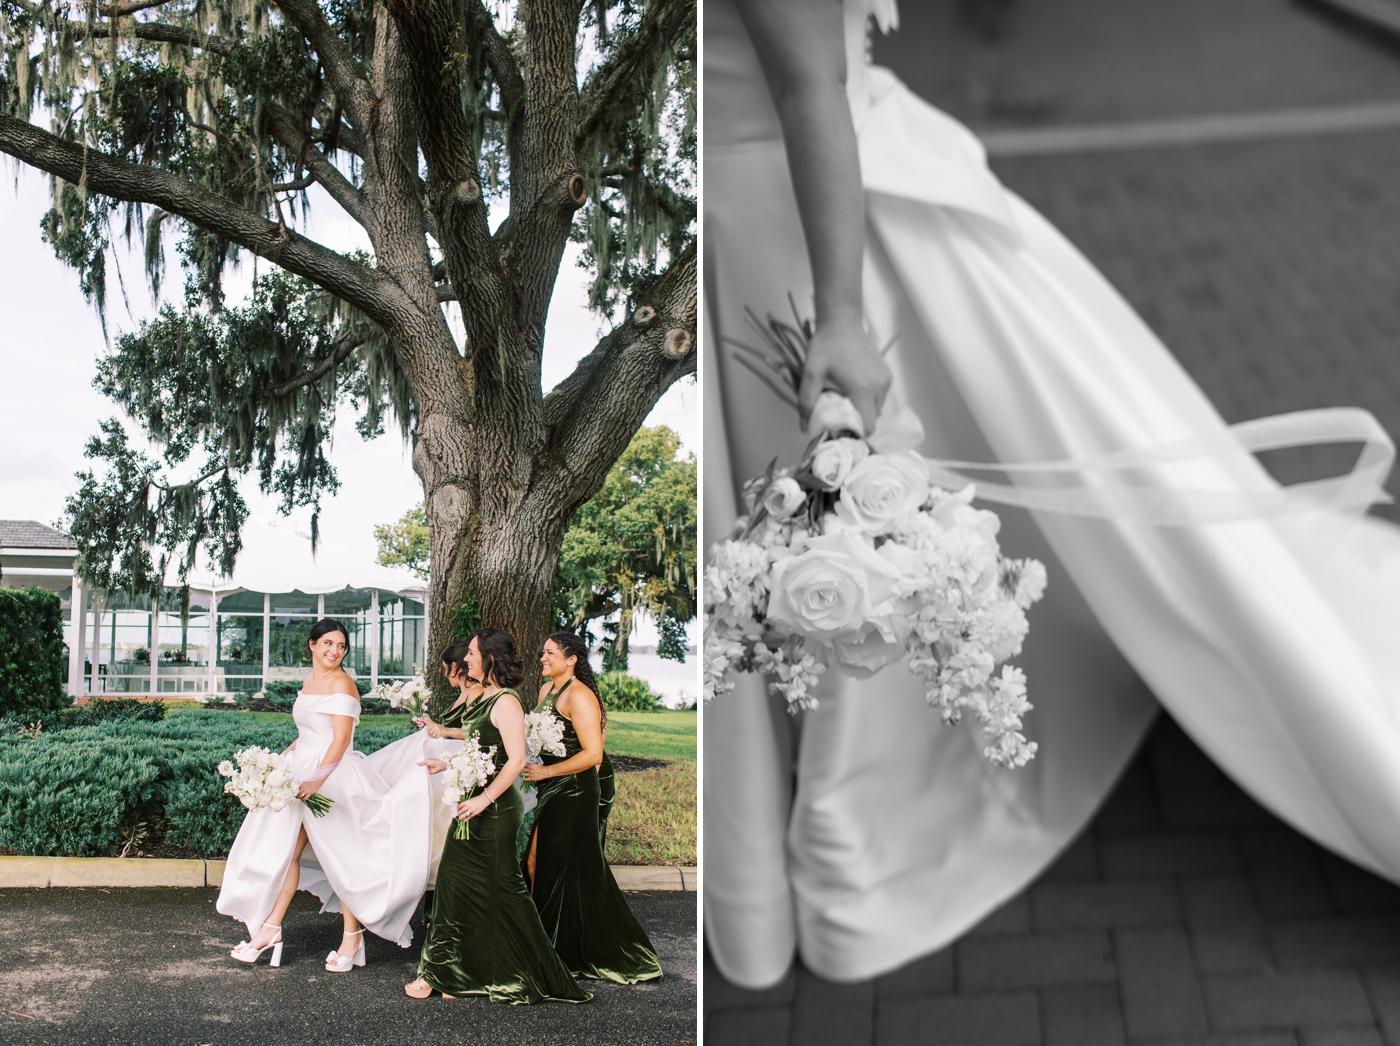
<box><xmin>1</xmin><ymin>517</ymin><xmax>429</xmax><ymax>699</ymax></box>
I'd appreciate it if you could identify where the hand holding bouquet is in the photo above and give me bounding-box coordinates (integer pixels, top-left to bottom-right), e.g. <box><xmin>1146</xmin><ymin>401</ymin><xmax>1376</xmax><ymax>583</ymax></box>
<box><xmin>710</xmin><ymin>307</ymin><xmax>1048</xmax><ymax>768</ymax></box>
<box><xmin>440</xmin><ymin>731</ymin><xmax>498</xmax><ymax>838</ymax></box>
<box><xmin>370</xmin><ymin>674</ymin><xmax>430</xmax><ymax>724</ymax></box>
<box><xmin>520</xmin><ymin>710</ymin><xmax>567</xmax><ymax>792</ymax></box>
<box><xmin>219</xmin><ymin>746</ymin><xmax>334</xmax><ymax>816</ymax></box>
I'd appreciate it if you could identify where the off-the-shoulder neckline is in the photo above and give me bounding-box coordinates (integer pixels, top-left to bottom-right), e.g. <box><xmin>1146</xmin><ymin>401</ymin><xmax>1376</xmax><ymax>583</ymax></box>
<box><xmin>297</xmin><ymin>690</ymin><xmax>362</xmax><ymax>701</ymax></box>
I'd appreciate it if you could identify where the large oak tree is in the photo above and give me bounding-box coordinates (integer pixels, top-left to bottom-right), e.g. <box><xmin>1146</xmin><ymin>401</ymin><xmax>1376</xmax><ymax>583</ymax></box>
<box><xmin>0</xmin><ymin>0</ymin><xmax>695</xmax><ymax>697</ymax></box>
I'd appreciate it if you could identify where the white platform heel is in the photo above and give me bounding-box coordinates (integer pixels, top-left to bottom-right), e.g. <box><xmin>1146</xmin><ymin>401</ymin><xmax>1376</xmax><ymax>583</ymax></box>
<box><xmin>325</xmin><ymin>928</ymin><xmax>365</xmax><ymax>972</ymax></box>
<box><xmin>231</xmin><ymin>923</ymin><xmax>284</xmax><ymax>967</ymax></box>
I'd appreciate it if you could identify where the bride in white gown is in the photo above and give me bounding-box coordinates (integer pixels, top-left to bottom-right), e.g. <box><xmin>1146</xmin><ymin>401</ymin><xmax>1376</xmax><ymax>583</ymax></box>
<box><xmin>216</xmin><ymin>620</ymin><xmax>435</xmax><ymax>968</ymax></box>
<box><xmin>705</xmin><ymin>0</ymin><xmax>1400</xmax><ymax>988</ymax></box>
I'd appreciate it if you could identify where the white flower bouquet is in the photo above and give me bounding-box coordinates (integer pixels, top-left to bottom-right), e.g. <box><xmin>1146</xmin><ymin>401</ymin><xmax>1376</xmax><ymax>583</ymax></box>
<box><xmin>218</xmin><ymin>746</ymin><xmax>334</xmax><ymax>817</ymax></box>
<box><xmin>709</xmin><ymin>308</ymin><xmax>1048</xmax><ymax>767</ymax></box>
<box><xmin>440</xmin><ymin>731</ymin><xmax>499</xmax><ymax>839</ymax></box>
<box><xmin>371</xmin><ymin>673</ymin><xmax>430</xmax><ymax>721</ymax></box>
<box><xmin>520</xmin><ymin>709</ymin><xmax>568</xmax><ymax>792</ymax></box>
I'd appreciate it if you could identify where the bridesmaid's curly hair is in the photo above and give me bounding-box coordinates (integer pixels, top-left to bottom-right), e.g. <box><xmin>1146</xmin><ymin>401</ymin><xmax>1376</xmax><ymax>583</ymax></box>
<box><xmin>546</xmin><ymin>631</ymin><xmax>606</xmax><ymax>729</ymax></box>
<box><xmin>469</xmin><ymin>628</ymin><xmax>524</xmax><ymax>689</ymax></box>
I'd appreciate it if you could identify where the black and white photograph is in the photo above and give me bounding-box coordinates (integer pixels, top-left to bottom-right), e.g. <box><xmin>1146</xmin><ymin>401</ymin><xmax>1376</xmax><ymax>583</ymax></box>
<box><xmin>702</xmin><ymin>0</ymin><xmax>1400</xmax><ymax>1043</ymax></box>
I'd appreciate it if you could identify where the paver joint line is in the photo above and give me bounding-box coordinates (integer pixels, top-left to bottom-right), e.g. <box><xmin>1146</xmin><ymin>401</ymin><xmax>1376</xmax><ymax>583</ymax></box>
<box><xmin>0</xmin><ymin>855</ymin><xmax>695</xmax><ymax>891</ymax></box>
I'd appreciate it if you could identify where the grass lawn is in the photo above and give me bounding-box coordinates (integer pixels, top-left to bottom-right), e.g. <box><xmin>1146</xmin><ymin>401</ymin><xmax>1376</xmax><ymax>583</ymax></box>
<box><xmin>166</xmin><ymin>705</ymin><xmax>696</xmax><ymax>866</ymax></box>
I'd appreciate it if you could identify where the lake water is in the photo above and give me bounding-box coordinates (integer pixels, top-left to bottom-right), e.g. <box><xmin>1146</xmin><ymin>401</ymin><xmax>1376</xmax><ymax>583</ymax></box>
<box><xmin>590</xmin><ymin>653</ymin><xmax>698</xmax><ymax>709</ymax></box>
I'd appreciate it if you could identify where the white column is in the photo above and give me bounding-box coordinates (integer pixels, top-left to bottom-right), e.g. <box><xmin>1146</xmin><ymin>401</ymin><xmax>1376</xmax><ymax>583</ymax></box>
<box><xmin>67</xmin><ymin>578</ymin><xmax>84</xmax><ymax>699</ymax></box>
<box><xmin>90</xmin><ymin>595</ymin><xmax>102</xmax><ymax>696</ymax></box>
<box><xmin>262</xmin><ymin>592</ymin><xmax>271</xmax><ymax>694</ymax></box>
<box><xmin>149</xmin><ymin>592</ymin><xmax>161</xmax><ymax>697</ymax></box>
<box><xmin>318</xmin><ymin>593</ymin><xmax>325</xmax><ymax>619</ymax></box>
<box><xmin>207</xmin><ymin>590</ymin><xmax>219</xmax><ymax>699</ymax></box>
<box><xmin>370</xmin><ymin>590</ymin><xmax>380</xmax><ymax>687</ymax></box>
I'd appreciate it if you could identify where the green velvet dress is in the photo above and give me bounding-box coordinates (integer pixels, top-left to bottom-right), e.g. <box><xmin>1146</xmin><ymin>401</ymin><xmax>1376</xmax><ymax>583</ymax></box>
<box><xmin>526</xmin><ymin>685</ymin><xmax>663</xmax><ymax>983</ymax></box>
<box><xmin>417</xmin><ymin>689</ymin><xmax>591</xmax><ymax>1004</ymax></box>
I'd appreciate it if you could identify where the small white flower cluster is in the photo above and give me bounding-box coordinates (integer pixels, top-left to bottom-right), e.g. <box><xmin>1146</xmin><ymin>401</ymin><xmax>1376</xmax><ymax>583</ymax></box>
<box><xmin>524</xmin><ymin>710</ymin><xmax>567</xmax><ymax>763</ymax></box>
<box><xmin>218</xmin><ymin>746</ymin><xmax>297</xmax><ymax>812</ymax></box>
<box><xmin>371</xmin><ymin>674</ymin><xmax>430</xmax><ymax>719</ymax></box>
<box><xmin>702</xmin><ymin>402</ymin><xmax>1048</xmax><ymax>767</ymax></box>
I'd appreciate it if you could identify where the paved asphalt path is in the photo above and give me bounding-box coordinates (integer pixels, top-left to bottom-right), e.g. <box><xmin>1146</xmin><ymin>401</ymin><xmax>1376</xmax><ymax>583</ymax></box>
<box><xmin>0</xmin><ymin>887</ymin><xmax>696</xmax><ymax>1046</ymax></box>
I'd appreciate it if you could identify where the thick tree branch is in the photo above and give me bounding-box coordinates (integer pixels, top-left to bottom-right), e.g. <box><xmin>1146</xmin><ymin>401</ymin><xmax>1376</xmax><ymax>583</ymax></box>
<box><xmin>545</xmin><ymin>239</ymin><xmax>697</xmax><ymax>501</ymax></box>
<box><xmin>63</xmin><ymin>18</ymin><xmax>236</xmax><ymax>56</ymax></box>
<box><xmin>267</xmin><ymin>323</ymin><xmax>373</xmax><ymax>396</ymax></box>
<box><xmin>98</xmin><ymin>0</ymin><xmax>176</xmax><ymax>16</ymax></box>
<box><xmin>467</xmin><ymin>0</ymin><xmax>524</xmax><ymax>119</ymax></box>
<box><xmin>0</xmin><ymin>115</ymin><xmax>405</xmax><ymax>326</ymax></box>
<box><xmin>270</xmin><ymin>0</ymin><xmax>373</xmax><ymax>126</ymax></box>
<box><xmin>264</xmin><ymin>102</ymin><xmax>368</xmax><ymax>228</ymax></box>
<box><xmin>435</xmin><ymin>283</ymin><xmax>458</xmax><ymax>302</ymax></box>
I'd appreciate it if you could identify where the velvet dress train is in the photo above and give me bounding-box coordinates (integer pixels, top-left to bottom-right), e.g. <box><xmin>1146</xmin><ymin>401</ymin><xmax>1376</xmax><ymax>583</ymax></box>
<box><xmin>216</xmin><ymin>692</ymin><xmax>429</xmax><ymax>947</ymax></box>
<box><xmin>525</xmin><ymin>686</ymin><xmax>662</xmax><ymax>983</ymax></box>
<box><xmin>416</xmin><ymin>689</ymin><xmax>591</xmax><ymax>1004</ymax></box>
<box><xmin>705</xmin><ymin>0</ymin><xmax>1400</xmax><ymax>989</ymax></box>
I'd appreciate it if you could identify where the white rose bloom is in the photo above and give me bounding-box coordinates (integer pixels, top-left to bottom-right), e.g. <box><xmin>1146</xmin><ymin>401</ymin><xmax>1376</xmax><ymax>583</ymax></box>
<box><xmin>761</xmin><ymin>476</ymin><xmax>807</xmax><ymax>519</ymax></box>
<box><xmin>766</xmin><ymin>530</ymin><xmax>903</xmax><ymax>643</ymax></box>
<box><xmin>835</xmin><ymin>452</ymin><xmax>931</xmax><ymax>535</ymax></box>
<box><xmin>807</xmin><ymin>438</ymin><xmax>870</xmax><ymax>491</ymax></box>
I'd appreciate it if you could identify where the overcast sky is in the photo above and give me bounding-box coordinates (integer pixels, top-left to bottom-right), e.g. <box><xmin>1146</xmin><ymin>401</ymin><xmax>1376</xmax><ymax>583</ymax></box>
<box><xmin>0</xmin><ymin>165</ymin><xmax>696</xmax><ymax>641</ymax></box>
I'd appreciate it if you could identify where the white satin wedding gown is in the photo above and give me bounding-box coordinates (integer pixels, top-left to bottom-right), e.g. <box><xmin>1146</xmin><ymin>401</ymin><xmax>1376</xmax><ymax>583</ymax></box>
<box><xmin>216</xmin><ymin>693</ymin><xmax>434</xmax><ymax>947</ymax></box>
<box><xmin>705</xmin><ymin>0</ymin><xmax>1400</xmax><ymax>988</ymax></box>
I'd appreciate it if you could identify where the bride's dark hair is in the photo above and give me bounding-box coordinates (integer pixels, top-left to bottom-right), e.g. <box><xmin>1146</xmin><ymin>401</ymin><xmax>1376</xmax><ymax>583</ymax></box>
<box><xmin>308</xmin><ymin>618</ymin><xmax>350</xmax><ymax>647</ymax></box>
<box><xmin>469</xmin><ymin>628</ymin><xmax>523</xmax><ymax>688</ymax></box>
<box><xmin>546</xmin><ymin>632</ymin><xmax>606</xmax><ymax>729</ymax></box>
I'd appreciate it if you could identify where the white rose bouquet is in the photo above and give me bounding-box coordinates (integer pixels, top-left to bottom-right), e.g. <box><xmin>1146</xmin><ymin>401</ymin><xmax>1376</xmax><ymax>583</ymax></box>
<box><xmin>440</xmin><ymin>731</ymin><xmax>498</xmax><ymax>838</ymax></box>
<box><xmin>218</xmin><ymin>746</ymin><xmax>334</xmax><ymax>816</ymax></box>
<box><xmin>520</xmin><ymin>709</ymin><xmax>567</xmax><ymax>792</ymax></box>
<box><xmin>370</xmin><ymin>674</ymin><xmax>430</xmax><ymax>721</ymax></box>
<box><xmin>712</xmin><ymin>307</ymin><xmax>1048</xmax><ymax>767</ymax></box>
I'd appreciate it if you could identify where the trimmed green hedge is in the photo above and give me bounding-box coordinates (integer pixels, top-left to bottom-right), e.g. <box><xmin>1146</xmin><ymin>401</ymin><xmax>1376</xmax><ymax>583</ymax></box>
<box><xmin>0</xmin><ymin>587</ymin><xmax>67</xmax><ymax>717</ymax></box>
<box><xmin>0</xmin><ymin>711</ymin><xmax>408</xmax><ymax>857</ymax></box>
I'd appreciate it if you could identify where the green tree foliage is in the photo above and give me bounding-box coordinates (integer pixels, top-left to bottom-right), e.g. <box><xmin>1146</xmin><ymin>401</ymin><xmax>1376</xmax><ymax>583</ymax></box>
<box><xmin>0</xmin><ymin>0</ymin><xmax>697</xmax><ymax>702</ymax></box>
<box><xmin>374</xmin><ymin>502</ymin><xmax>430</xmax><ymax>580</ymax></box>
<box><xmin>553</xmin><ymin>424</ymin><xmax>694</xmax><ymax>669</ymax></box>
<box><xmin>0</xmin><ymin>587</ymin><xmax>67</xmax><ymax>716</ymax></box>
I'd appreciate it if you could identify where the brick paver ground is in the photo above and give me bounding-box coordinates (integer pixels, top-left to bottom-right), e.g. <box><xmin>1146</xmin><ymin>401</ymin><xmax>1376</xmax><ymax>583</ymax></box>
<box><xmin>704</xmin><ymin>717</ymin><xmax>1400</xmax><ymax>1046</ymax></box>
<box><xmin>706</xmin><ymin>4</ymin><xmax>1400</xmax><ymax>1044</ymax></box>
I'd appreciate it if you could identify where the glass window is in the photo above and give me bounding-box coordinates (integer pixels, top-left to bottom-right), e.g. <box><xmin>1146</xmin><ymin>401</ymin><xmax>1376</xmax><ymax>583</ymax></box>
<box><xmin>216</xmin><ymin>590</ymin><xmax>264</xmax><ymax>613</ymax></box>
<box><xmin>218</xmin><ymin>614</ymin><xmax>264</xmax><ymax>693</ymax></box>
<box><xmin>269</xmin><ymin>591</ymin><xmax>318</xmax><ymax>615</ymax></box>
<box><xmin>269</xmin><ymin>615</ymin><xmax>316</xmax><ymax>668</ymax></box>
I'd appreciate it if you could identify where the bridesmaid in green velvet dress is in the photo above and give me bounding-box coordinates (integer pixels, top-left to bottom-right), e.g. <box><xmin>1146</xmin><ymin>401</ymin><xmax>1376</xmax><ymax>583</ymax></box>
<box><xmin>522</xmin><ymin>632</ymin><xmax>663</xmax><ymax>983</ymax></box>
<box><xmin>405</xmin><ymin>629</ymin><xmax>591</xmax><ymax>1004</ymax></box>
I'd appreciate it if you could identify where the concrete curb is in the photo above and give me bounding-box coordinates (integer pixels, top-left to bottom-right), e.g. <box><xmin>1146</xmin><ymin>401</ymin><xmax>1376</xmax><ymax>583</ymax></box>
<box><xmin>0</xmin><ymin>855</ymin><xmax>697</xmax><ymax>892</ymax></box>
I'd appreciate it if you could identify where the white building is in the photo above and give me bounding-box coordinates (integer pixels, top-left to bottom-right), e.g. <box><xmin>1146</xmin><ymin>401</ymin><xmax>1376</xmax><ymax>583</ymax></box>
<box><xmin>0</xmin><ymin>519</ymin><xmax>427</xmax><ymax>699</ymax></box>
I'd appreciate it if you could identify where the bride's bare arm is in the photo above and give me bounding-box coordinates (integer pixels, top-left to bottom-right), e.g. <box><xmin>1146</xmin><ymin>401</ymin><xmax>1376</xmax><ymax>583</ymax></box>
<box><xmin>735</xmin><ymin>0</ymin><xmax>891</xmax><ymax>432</ymax></box>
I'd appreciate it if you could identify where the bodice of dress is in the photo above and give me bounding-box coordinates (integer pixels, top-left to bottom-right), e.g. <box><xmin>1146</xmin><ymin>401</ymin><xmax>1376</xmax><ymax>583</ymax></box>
<box><xmin>438</xmin><ymin>696</ymin><xmax>471</xmax><ymax>730</ymax></box>
<box><xmin>459</xmin><ymin>688</ymin><xmax>525</xmax><ymax>776</ymax></box>
<box><xmin>291</xmin><ymin>692</ymin><xmax>360</xmax><ymax>767</ymax></box>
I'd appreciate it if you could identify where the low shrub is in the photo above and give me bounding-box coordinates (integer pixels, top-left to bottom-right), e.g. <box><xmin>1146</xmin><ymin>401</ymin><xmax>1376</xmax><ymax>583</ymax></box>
<box><xmin>0</xmin><ymin>711</ymin><xmax>406</xmax><ymax>856</ymax></box>
<box><xmin>0</xmin><ymin>587</ymin><xmax>67</xmax><ymax>717</ymax></box>
<box><xmin>597</xmin><ymin>671</ymin><xmax>665</xmax><ymax>713</ymax></box>
<box><xmin>0</xmin><ymin>697</ymin><xmax>165</xmax><ymax>740</ymax></box>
